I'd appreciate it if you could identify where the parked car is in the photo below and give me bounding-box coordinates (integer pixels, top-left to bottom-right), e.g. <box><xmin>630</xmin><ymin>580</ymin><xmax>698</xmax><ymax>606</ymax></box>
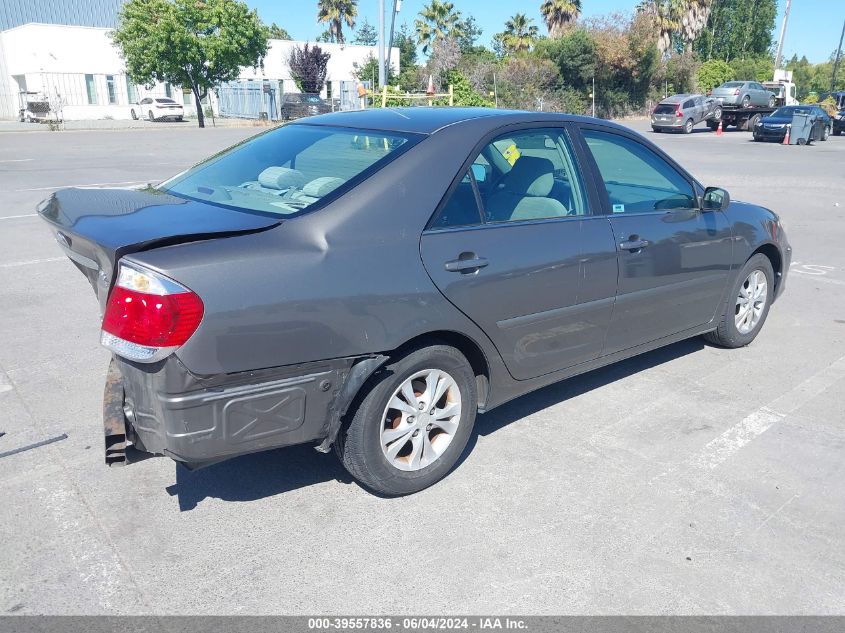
<box><xmin>651</xmin><ymin>93</ymin><xmax>722</xmax><ymax>133</ymax></box>
<box><xmin>833</xmin><ymin>109</ymin><xmax>845</xmax><ymax>136</ymax></box>
<box><xmin>131</xmin><ymin>98</ymin><xmax>184</xmax><ymax>122</ymax></box>
<box><xmin>38</xmin><ymin>108</ymin><xmax>791</xmax><ymax>496</ymax></box>
<box><xmin>711</xmin><ymin>81</ymin><xmax>776</xmax><ymax>108</ymax></box>
<box><xmin>752</xmin><ymin>105</ymin><xmax>832</xmax><ymax>142</ymax></box>
<box><xmin>281</xmin><ymin>93</ymin><xmax>333</xmax><ymax>120</ymax></box>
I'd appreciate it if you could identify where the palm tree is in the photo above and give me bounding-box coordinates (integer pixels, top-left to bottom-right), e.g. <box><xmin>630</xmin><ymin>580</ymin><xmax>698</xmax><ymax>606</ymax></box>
<box><xmin>415</xmin><ymin>0</ymin><xmax>465</xmax><ymax>54</ymax></box>
<box><xmin>540</xmin><ymin>0</ymin><xmax>583</xmax><ymax>39</ymax></box>
<box><xmin>637</xmin><ymin>0</ymin><xmax>712</xmax><ymax>55</ymax></box>
<box><xmin>317</xmin><ymin>0</ymin><xmax>358</xmax><ymax>45</ymax></box>
<box><xmin>503</xmin><ymin>14</ymin><xmax>539</xmax><ymax>55</ymax></box>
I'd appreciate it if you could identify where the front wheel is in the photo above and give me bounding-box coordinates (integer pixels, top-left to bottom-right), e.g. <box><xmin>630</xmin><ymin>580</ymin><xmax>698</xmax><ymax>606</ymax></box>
<box><xmin>713</xmin><ymin>107</ymin><xmax>722</xmax><ymax>120</ymax></box>
<box><xmin>130</xmin><ymin>109</ymin><xmax>138</xmax><ymax>120</ymax></box>
<box><xmin>703</xmin><ymin>254</ymin><xmax>774</xmax><ymax>348</ymax></box>
<box><xmin>335</xmin><ymin>345</ymin><xmax>477</xmax><ymax>496</ymax></box>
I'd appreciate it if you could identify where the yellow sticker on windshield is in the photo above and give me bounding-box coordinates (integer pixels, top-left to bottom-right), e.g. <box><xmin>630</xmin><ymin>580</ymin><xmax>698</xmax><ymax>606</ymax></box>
<box><xmin>502</xmin><ymin>143</ymin><xmax>521</xmax><ymax>166</ymax></box>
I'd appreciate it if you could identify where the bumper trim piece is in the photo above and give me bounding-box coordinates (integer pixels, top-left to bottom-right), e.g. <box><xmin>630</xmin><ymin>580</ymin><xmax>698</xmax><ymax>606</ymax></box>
<box><xmin>103</xmin><ymin>360</ymin><xmax>128</xmax><ymax>466</ymax></box>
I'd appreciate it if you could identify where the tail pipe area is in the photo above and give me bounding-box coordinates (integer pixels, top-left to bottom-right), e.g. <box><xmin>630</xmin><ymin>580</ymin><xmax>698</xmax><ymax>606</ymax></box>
<box><xmin>103</xmin><ymin>360</ymin><xmax>128</xmax><ymax>466</ymax></box>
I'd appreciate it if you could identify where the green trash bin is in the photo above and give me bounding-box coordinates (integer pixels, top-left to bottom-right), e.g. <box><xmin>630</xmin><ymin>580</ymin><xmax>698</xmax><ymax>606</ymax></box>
<box><xmin>789</xmin><ymin>113</ymin><xmax>815</xmax><ymax>145</ymax></box>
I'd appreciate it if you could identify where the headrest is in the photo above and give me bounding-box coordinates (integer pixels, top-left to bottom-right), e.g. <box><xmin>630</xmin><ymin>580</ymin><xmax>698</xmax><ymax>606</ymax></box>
<box><xmin>258</xmin><ymin>167</ymin><xmax>306</xmax><ymax>190</ymax></box>
<box><xmin>302</xmin><ymin>177</ymin><xmax>345</xmax><ymax>198</ymax></box>
<box><xmin>505</xmin><ymin>156</ymin><xmax>555</xmax><ymax>197</ymax></box>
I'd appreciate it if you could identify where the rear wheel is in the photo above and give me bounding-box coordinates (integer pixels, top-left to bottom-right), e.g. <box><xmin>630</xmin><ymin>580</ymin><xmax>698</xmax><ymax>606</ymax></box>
<box><xmin>822</xmin><ymin>125</ymin><xmax>830</xmax><ymax>141</ymax></box>
<box><xmin>652</xmin><ymin>126</ymin><xmax>661</xmax><ymax>133</ymax></box>
<box><xmin>334</xmin><ymin>345</ymin><xmax>477</xmax><ymax>496</ymax></box>
<box><xmin>683</xmin><ymin>118</ymin><xmax>694</xmax><ymax>134</ymax></box>
<box><xmin>147</xmin><ymin>110</ymin><xmax>156</xmax><ymax>122</ymax></box>
<box><xmin>703</xmin><ymin>254</ymin><xmax>774</xmax><ymax>348</ymax></box>
<box><xmin>741</xmin><ymin>95</ymin><xmax>751</xmax><ymax>108</ymax></box>
<box><xmin>768</xmin><ymin>95</ymin><xmax>776</xmax><ymax>108</ymax></box>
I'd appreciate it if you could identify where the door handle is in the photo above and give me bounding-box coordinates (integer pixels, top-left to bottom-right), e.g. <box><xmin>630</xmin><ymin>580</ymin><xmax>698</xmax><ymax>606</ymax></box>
<box><xmin>445</xmin><ymin>256</ymin><xmax>489</xmax><ymax>273</ymax></box>
<box><xmin>619</xmin><ymin>239</ymin><xmax>650</xmax><ymax>252</ymax></box>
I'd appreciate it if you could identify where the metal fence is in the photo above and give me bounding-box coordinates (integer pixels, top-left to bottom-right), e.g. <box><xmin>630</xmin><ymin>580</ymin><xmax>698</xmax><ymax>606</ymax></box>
<box><xmin>217</xmin><ymin>80</ymin><xmax>281</xmax><ymax>120</ymax></box>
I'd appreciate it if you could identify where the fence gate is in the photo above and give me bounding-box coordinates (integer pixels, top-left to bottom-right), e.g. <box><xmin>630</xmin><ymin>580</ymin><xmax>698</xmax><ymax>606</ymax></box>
<box><xmin>217</xmin><ymin>80</ymin><xmax>279</xmax><ymax>120</ymax></box>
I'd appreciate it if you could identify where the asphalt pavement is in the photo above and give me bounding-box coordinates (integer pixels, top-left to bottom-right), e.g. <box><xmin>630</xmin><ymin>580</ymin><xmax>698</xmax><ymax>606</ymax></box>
<box><xmin>0</xmin><ymin>117</ymin><xmax>843</xmax><ymax>615</ymax></box>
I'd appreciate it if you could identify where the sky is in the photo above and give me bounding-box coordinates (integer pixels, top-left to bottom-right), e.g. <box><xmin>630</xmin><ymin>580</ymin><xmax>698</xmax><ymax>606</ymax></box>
<box><xmin>260</xmin><ymin>0</ymin><xmax>843</xmax><ymax>65</ymax></box>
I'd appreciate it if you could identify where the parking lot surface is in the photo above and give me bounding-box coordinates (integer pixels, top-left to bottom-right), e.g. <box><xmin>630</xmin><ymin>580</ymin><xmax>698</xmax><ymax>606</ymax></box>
<box><xmin>1</xmin><ymin>119</ymin><xmax>843</xmax><ymax>615</ymax></box>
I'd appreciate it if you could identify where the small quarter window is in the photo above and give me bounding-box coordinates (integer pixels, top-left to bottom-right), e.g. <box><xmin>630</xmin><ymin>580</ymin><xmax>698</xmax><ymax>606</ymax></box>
<box><xmin>430</xmin><ymin>168</ymin><xmax>483</xmax><ymax>229</ymax></box>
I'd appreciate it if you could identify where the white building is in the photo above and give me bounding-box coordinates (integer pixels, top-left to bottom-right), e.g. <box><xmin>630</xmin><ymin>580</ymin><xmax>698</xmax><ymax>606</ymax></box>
<box><xmin>0</xmin><ymin>22</ymin><xmax>398</xmax><ymax>120</ymax></box>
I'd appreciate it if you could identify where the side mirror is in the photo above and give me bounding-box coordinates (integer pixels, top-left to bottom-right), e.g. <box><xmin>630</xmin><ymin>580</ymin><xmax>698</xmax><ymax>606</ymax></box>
<box><xmin>702</xmin><ymin>186</ymin><xmax>730</xmax><ymax>211</ymax></box>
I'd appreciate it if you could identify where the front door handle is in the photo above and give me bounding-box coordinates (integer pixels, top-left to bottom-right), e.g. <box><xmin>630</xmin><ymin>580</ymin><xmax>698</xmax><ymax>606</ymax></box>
<box><xmin>619</xmin><ymin>238</ymin><xmax>650</xmax><ymax>252</ymax></box>
<box><xmin>445</xmin><ymin>256</ymin><xmax>489</xmax><ymax>273</ymax></box>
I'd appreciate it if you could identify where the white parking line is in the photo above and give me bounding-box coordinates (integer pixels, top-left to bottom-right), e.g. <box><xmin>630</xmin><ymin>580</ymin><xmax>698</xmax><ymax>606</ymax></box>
<box><xmin>0</xmin><ymin>158</ymin><xmax>34</xmax><ymax>163</ymax></box>
<box><xmin>3</xmin><ymin>179</ymin><xmax>156</xmax><ymax>193</ymax></box>
<box><xmin>687</xmin><ymin>354</ymin><xmax>845</xmax><ymax>469</ymax></box>
<box><xmin>0</xmin><ymin>213</ymin><xmax>37</xmax><ymax>220</ymax></box>
<box><xmin>0</xmin><ymin>257</ymin><xmax>64</xmax><ymax>269</ymax></box>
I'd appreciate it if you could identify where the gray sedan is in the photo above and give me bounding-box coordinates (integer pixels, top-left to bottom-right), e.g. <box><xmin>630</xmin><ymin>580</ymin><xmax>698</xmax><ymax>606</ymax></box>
<box><xmin>39</xmin><ymin>108</ymin><xmax>791</xmax><ymax>495</ymax></box>
<box><xmin>711</xmin><ymin>81</ymin><xmax>776</xmax><ymax>108</ymax></box>
<box><xmin>652</xmin><ymin>93</ymin><xmax>722</xmax><ymax>133</ymax></box>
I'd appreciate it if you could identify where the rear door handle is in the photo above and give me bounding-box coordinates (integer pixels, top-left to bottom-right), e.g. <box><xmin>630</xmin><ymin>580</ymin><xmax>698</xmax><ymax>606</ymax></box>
<box><xmin>445</xmin><ymin>256</ymin><xmax>489</xmax><ymax>273</ymax></box>
<box><xmin>619</xmin><ymin>239</ymin><xmax>650</xmax><ymax>252</ymax></box>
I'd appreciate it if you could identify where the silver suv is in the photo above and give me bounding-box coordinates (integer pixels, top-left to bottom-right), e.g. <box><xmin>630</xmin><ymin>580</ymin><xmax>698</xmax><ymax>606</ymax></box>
<box><xmin>651</xmin><ymin>94</ymin><xmax>722</xmax><ymax>134</ymax></box>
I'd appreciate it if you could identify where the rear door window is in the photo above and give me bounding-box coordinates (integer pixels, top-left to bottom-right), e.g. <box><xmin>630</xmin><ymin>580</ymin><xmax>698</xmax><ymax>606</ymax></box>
<box><xmin>683</xmin><ymin>99</ymin><xmax>695</xmax><ymax>109</ymax></box>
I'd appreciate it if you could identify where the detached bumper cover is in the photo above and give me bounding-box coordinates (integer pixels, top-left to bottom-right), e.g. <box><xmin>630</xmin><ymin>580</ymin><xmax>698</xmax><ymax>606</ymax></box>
<box><xmin>106</xmin><ymin>353</ymin><xmax>384</xmax><ymax>468</ymax></box>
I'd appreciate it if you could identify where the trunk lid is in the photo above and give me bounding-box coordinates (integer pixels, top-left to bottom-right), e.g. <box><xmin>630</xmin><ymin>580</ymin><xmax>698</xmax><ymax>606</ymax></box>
<box><xmin>38</xmin><ymin>187</ymin><xmax>281</xmax><ymax>308</ymax></box>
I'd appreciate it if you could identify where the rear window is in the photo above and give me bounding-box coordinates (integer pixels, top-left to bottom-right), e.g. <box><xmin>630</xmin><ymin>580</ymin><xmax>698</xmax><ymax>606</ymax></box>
<box><xmin>654</xmin><ymin>104</ymin><xmax>676</xmax><ymax>114</ymax></box>
<box><xmin>156</xmin><ymin>98</ymin><xmax>176</xmax><ymax>104</ymax></box>
<box><xmin>161</xmin><ymin>124</ymin><xmax>419</xmax><ymax>216</ymax></box>
<box><xmin>720</xmin><ymin>82</ymin><xmax>743</xmax><ymax>88</ymax></box>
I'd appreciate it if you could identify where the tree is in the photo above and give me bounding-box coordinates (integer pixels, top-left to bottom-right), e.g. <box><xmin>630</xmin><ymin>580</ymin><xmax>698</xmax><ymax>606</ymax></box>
<box><xmin>352</xmin><ymin>17</ymin><xmax>378</xmax><ymax>46</ymax></box>
<box><xmin>638</xmin><ymin>0</ymin><xmax>713</xmax><ymax>56</ymax></box>
<box><xmin>693</xmin><ymin>0</ymin><xmax>776</xmax><ymax>62</ymax></box>
<box><xmin>415</xmin><ymin>1</ymin><xmax>465</xmax><ymax>54</ymax></box>
<box><xmin>112</xmin><ymin>0</ymin><xmax>268</xmax><ymax>128</ymax></box>
<box><xmin>267</xmin><ymin>23</ymin><xmax>291</xmax><ymax>40</ymax></box>
<box><xmin>457</xmin><ymin>15</ymin><xmax>483</xmax><ymax>53</ymax></box>
<box><xmin>540</xmin><ymin>0</ymin><xmax>583</xmax><ymax>39</ymax></box>
<box><xmin>536</xmin><ymin>28</ymin><xmax>596</xmax><ymax>91</ymax></box>
<box><xmin>697</xmin><ymin>58</ymin><xmax>734</xmax><ymax>91</ymax></box>
<box><xmin>317</xmin><ymin>0</ymin><xmax>358</xmax><ymax>44</ymax></box>
<box><xmin>395</xmin><ymin>23</ymin><xmax>421</xmax><ymax>88</ymax></box>
<box><xmin>502</xmin><ymin>14</ymin><xmax>539</xmax><ymax>55</ymax></box>
<box><xmin>353</xmin><ymin>54</ymin><xmax>395</xmax><ymax>85</ymax></box>
<box><xmin>288</xmin><ymin>44</ymin><xmax>331</xmax><ymax>93</ymax></box>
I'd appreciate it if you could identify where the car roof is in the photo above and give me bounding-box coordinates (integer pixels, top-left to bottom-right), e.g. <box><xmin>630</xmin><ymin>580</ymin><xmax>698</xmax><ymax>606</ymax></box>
<box><xmin>661</xmin><ymin>94</ymin><xmax>696</xmax><ymax>103</ymax></box>
<box><xmin>291</xmin><ymin>107</ymin><xmax>620</xmax><ymax>135</ymax></box>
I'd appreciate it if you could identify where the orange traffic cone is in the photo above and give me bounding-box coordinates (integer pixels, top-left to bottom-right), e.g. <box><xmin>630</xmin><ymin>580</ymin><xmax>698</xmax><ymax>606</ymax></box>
<box><xmin>782</xmin><ymin>123</ymin><xmax>790</xmax><ymax>145</ymax></box>
<box><xmin>716</xmin><ymin>120</ymin><xmax>723</xmax><ymax>136</ymax></box>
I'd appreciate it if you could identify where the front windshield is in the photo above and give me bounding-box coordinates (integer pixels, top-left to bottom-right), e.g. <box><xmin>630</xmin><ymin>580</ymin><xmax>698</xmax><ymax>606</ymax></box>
<box><xmin>161</xmin><ymin>124</ymin><xmax>418</xmax><ymax>216</ymax></box>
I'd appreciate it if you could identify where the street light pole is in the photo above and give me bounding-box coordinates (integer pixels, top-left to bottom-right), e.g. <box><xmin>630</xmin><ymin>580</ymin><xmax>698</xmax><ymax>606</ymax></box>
<box><xmin>378</xmin><ymin>0</ymin><xmax>386</xmax><ymax>88</ymax></box>
<box><xmin>387</xmin><ymin>0</ymin><xmax>401</xmax><ymax>83</ymax></box>
<box><xmin>831</xmin><ymin>18</ymin><xmax>845</xmax><ymax>93</ymax></box>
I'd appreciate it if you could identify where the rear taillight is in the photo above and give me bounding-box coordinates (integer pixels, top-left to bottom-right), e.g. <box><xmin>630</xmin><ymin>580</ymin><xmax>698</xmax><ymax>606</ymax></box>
<box><xmin>676</xmin><ymin>108</ymin><xmax>683</xmax><ymax>117</ymax></box>
<box><xmin>101</xmin><ymin>262</ymin><xmax>203</xmax><ymax>363</ymax></box>
<box><xmin>734</xmin><ymin>88</ymin><xmax>740</xmax><ymax>96</ymax></box>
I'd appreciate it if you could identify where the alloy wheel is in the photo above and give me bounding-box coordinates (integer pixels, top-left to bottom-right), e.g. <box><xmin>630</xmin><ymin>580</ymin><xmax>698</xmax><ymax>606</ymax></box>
<box><xmin>380</xmin><ymin>369</ymin><xmax>462</xmax><ymax>472</ymax></box>
<box><xmin>735</xmin><ymin>270</ymin><xmax>767</xmax><ymax>334</ymax></box>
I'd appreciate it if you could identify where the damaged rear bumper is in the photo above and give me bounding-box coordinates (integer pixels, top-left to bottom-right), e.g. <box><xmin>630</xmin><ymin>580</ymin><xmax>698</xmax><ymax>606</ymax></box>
<box><xmin>103</xmin><ymin>353</ymin><xmax>386</xmax><ymax>469</ymax></box>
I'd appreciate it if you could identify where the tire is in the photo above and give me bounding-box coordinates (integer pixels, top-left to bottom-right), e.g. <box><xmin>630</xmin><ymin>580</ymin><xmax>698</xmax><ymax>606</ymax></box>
<box><xmin>130</xmin><ymin>109</ymin><xmax>138</xmax><ymax>120</ymax></box>
<box><xmin>148</xmin><ymin>110</ymin><xmax>156</xmax><ymax>122</ymax></box>
<box><xmin>334</xmin><ymin>345</ymin><xmax>477</xmax><ymax>496</ymax></box>
<box><xmin>741</xmin><ymin>95</ymin><xmax>751</xmax><ymax>108</ymax></box>
<box><xmin>834</xmin><ymin>128</ymin><xmax>842</xmax><ymax>136</ymax></box>
<box><xmin>683</xmin><ymin>118</ymin><xmax>694</xmax><ymax>134</ymax></box>
<box><xmin>747</xmin><ymin>113</ymin><xmax>761</xmax><ymax>131</ymax></box>
<box><xmin>822</xmin><ymin>125</ymin><xmax>830</xmax><ymax>141</ymax></box>
<box><xmin>652</xmin><ymin>126</ymin><xmax>661</xmax><ymax>133</ymax></box>
<box><xmin>713</xmin><ymin>107</ymin><xmax>722</xmax><ymax>120</ymax></box>
<box><xmin>177</xmin><ymin>116</ymin><xmax>183</xmax><ymax>122</ymax></box>
<box><xmin>703</xmin><ymin>253</ymin><xmax>774</xmax><ymax>348</ymax></box>
<box><xmin>707</xmin><ymin>120</ymin><xmax>719</xmax><ymax>131</ymax></box>
<box><xmin>797</xmin><ymin>138</ymin><xmax>806</xmax><ymax>146</ymax></box>
<box><xmin>768</xmin><ymin>95</ymin><xmax>775</xmax><ymax>108</ymax></box>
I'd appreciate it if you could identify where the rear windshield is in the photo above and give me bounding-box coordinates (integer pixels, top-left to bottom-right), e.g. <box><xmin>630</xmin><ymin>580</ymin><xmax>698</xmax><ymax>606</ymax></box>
<box><xmin>719</xmin><ymin>82</ymin><xmax>743</xmax><ymax>88</ymax></box>
<box><xmin>654</xmin><ymin>104</ymin><xmax>676</xmax><ymax>114</ymax></box>
<box><xmin>156</xmin><ymin>98</ymin><xmax>176</xmax><ymax>104</ymax></box>
<box><xmin>161</xmin><ymin>124</ymin><xmax>419</xmax><ymax>216</ymax></box>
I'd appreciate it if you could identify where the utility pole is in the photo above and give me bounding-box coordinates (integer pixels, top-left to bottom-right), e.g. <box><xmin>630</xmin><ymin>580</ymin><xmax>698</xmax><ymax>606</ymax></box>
<box><xmin>387</xmin><ymin>0</ymin><xmax>401</xmax><ymax>83</ymax></box>
<box><xmin>832</xmin><ymin>18</ymin><xmax>845</xmax><ymax>93</ymax></box>
<box><xmin>774</xmin><ymin>0</ymin><xmax>791</xmax><ymax>69</ymax></box>
<box><xmin>378</xmin><ymin>0</ymin><xmax>386</xmax><ymax>88</ymax></box>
